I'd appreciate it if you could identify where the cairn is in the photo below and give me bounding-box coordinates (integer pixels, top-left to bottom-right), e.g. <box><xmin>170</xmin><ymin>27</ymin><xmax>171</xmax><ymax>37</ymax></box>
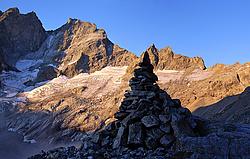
<box><xmin>94</xmin><ymin>51</ymin><xmax>199</xmax><ymax>151</ymax></box>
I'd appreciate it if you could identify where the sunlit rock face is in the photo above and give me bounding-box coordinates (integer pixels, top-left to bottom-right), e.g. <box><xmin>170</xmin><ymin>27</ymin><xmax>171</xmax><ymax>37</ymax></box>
<box><xmin>142</xmin><ymin>44</ymin><xmax>206</xmax><ymax>71</ymax></box>
<box><xmin>48</xmin><ymin>18</ymin><xmax>137</xmax><ymax>77</ymax></box>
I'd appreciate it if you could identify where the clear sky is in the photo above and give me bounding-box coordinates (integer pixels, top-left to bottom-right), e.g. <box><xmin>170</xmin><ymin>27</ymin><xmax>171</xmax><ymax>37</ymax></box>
<box><xmin>1</xmin><ymin>0</ymin><xmax>250</xmax><ymax>67</ymax></box>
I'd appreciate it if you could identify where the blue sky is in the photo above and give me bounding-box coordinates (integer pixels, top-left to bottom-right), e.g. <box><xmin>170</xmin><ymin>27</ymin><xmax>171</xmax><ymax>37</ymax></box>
<box><xmin>1</xmin><ymin>0</ymin><xmax>250</xmax><ymax>67</ymax></box>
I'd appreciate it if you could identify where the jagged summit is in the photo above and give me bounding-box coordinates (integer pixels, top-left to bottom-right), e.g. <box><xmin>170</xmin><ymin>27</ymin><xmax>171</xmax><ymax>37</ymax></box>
<box><xmin>144</xmin><ymin>44</ymin><xmax>159</xmax><ymax>67</ymax></box>
<box><xmin>0</xmin><ymin>7</ymin><xmax>206</xmax><ymax>79</ymax></box>
<box><xmin>0</xmin><ymin>7</ymin><xmax>47</xmax><ymax>65</ymax></box>
<box><xmin>2</xmin><ymin>7</ymin><xmax>20</xmax><ymax>16</ymax></box>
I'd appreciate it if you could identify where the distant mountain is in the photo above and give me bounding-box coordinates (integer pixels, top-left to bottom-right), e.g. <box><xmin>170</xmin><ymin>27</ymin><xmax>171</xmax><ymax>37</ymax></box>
<box><xmin>0</xmin><ymin>8</ymin><xmax>206</xmax><ymax>79</ymax></box>
<box><xmin>146</xmin><ymin>44</ymin><xmax>206</xmax><ymax>70</ymax></box>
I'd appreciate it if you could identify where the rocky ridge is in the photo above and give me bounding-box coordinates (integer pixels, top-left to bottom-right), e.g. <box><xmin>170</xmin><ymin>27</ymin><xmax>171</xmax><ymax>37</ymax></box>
<box><xmin>125</xmin><ymin>44</ymin><xmax>206</xmax><ymax>79</ymax></box>
<box><xmin>145</xmin><ymin>44</ymin><xmax>206</xmax><ymax>71</ymax></box>
<box><xmin>0</xmin><ymin>8</ymin><xmax>206</xmax><ymax>80</ymax></box>
<box><xmin>0</xmin><ymin>8</ymin><xmax>137</xmax><ymax>80</ymax></box>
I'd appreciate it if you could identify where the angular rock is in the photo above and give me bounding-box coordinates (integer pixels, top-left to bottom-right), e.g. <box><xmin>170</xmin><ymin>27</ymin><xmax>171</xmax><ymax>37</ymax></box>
<box><xmin>35</xmin><ymin>65</ymin><xmax>59</xmax><ymax>83</ymax></box>
<box><xmin>160</xmin><ymin>124</ymin><xmax>171</xmax><ymax>134</ymax></box>
<box><xmin>160</xmin><ymin>135</ymin><xmax>175</xmax><ymax>147</ymax></box>
<box><xmin>113</xmin><ymin>126</ymin><xmax>126</xmax><ymax>149</ymax></box>
<box><xmin>159</xmin><ymin>115</ymin><xmax>170</xmax><ymax>124</ymax></box>
<box><xmin>127</xmin><ymin>122</ymin><xmax>143</xmax><ymax>146</ymax></box>
<box><xmin>145</xmin><ymin>137</ymin><xmax>159</xmax><ymax>150</ymax></box>
<box><xmin>141</xmin><ymin>115</ymin><xmax>160</xmax><ymax>128</ymax></box>
<box><xmin>114</xmin><ymin>111</ymin><xmax>129</xmax><ymax>120</ymax></box>
<box><xmin>146</xmin><ymin>128</ymin><xmax>164</xmax><ymax>139</ymax></box>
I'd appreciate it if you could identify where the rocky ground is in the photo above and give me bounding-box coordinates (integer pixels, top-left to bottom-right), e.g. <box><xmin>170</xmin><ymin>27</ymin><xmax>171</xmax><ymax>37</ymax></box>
<box><xmin>0</xmin><ymin>93</ymin><xmax>82</xmax><ymax>159</ymax></box>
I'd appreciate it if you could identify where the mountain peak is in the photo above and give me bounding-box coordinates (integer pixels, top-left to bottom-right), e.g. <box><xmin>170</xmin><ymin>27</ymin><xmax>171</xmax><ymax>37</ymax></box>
<box><xmin>142</xmin><ymin>44</ymin><xmax>159</xmax><ymax>67</ymax></box>
<box><xmin>146</xmin><ymin>43</ymin><xmax>158</xmax><ymax>53</ymax></box>
<box><xmin>5</xmin><ymin>7</ymin><xmax>20</xmax><ymax>14</ymax></box>
<box><xmin>0</xmin><ymin>7</ymin><xmax>47</xmax><ymax>65</ymax></box>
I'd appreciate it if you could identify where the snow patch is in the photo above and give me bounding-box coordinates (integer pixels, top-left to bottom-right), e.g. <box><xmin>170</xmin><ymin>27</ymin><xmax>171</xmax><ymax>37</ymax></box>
<box><xmin>16</xmin><ymin>60</ymin><xmax>43</xmax><ymax>71</ymax></box>
<box><xmin>5</xmin><ymin>92</ymin><xmax>18</xmax><ymax>98</ymax></box>
<box><xmin>68</xmin><ymin>60</ymin><xmax>78</xmax><ymax>65</ymax></box>
<box><xmin>23</xmin><ymin>67</ymin><xmax>127</xmax><ymax>100</ymax></box>
<box><xmin>47</xmin><ymin>64</ymin><xmax>57</xmax><ymax>68</ymax></box>
<box><xmin>8</xmin><ymin>128</ymin><xmax>17</xmax><ymax>132</ymax></box>
<box><xmin>47</xmin><ymin>35</ymin><xmax>54</xmax><ymax>48</ymax></box>
<box><xmin>23</xmin><ymin>136</ymin><xmax>37</xmax><ymax>144</ymax></box>
<box><xmin>1</xmin><ymin>59</ymin><xmax>42</xmax><ymax>95</ymax></box>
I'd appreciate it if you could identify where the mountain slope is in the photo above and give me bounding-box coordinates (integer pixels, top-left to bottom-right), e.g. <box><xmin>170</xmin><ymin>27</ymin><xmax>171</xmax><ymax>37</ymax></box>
<box><xmin>193</xmin><ymin>86</ymin><xmax>250</xmax><ymax>123</ymax></box>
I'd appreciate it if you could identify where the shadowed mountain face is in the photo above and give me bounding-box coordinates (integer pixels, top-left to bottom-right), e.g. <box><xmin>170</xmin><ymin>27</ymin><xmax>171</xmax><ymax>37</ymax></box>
<box><xmin>0</xmin><ymin>8</ymin><xmax>47</xmax><ymax>65</ymax></box>
<box><xmin>193</xmin><ymin>86</ymin><xmax>250</xmax><ymax>124</ymax></box>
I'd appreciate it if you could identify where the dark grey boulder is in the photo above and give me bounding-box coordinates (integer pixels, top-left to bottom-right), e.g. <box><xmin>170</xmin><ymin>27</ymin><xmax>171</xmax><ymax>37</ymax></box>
<box><xmin>141</xmin><ymin>115</ymin><xmax>160</xmax><ymax>128</ymax></box>
<box><xmin>35</xmin><ymin>65</ymin><xmax>59</xmax><ymax>83</ymax></box>
<box><xmin>127</xmin><ymin>122</ymin><xmax>143</xmax><ymax>146</ymax></box>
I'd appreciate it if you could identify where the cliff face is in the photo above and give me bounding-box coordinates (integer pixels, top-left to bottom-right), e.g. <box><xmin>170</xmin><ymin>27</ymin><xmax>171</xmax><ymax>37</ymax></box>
<box><xmin>140</xmin><ymin>44</ymin><xmax>206</xmax><ymax>71</ymax></box>
<box><xmin>19</xmin><ymin>18</ymin><xmax>137</xmax><ymax>78</ymax></box>
<box><xmin>49</xmin><ymin>19</ymin><xmax>137</xmax><ymax>77</ymax></box>
<box><xmin>0</xmin><ymin>8</ymin><xmax>47</xmax><ymax>65</ymax></box>
<box><xmin>158</xmin><ymin>47</ymin><xmax>206</xmax><ymax>70</ymax></box>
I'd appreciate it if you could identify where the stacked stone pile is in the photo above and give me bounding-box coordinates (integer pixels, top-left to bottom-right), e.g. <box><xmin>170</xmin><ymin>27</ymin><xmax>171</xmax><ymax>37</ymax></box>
<box><xmin>94</xmin><ymin>51</ymin><xmax>200</xmax><ymax>150</ymax></box>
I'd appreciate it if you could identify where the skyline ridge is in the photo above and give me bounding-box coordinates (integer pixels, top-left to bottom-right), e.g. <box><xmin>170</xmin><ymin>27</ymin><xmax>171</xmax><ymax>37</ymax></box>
<box><xmin>1</xmin><ymin>1</ymin><xmax>250</xmax><ymax>66</ymax></box>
